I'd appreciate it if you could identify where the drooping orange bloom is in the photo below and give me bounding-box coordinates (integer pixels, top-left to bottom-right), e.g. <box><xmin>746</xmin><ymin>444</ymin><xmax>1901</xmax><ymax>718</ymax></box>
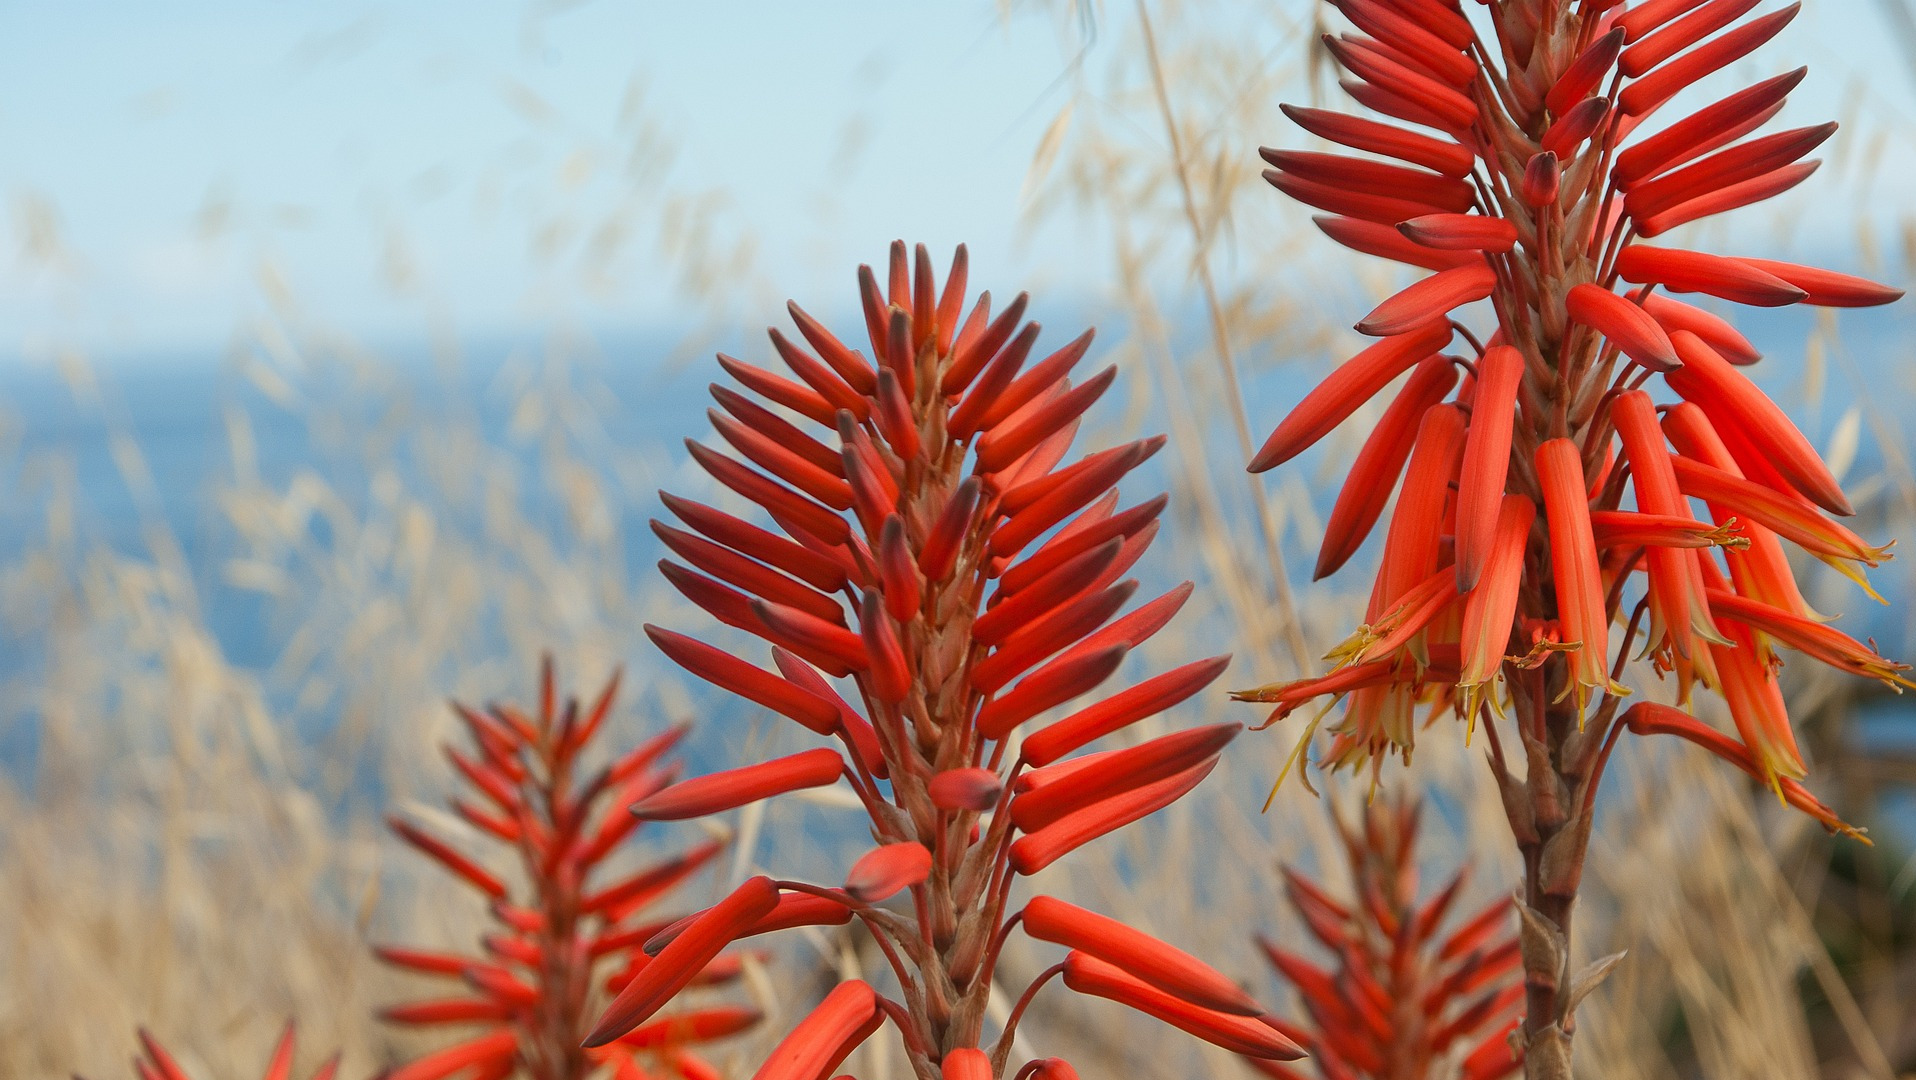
<box><xmin>377</xmin><ymin>661</ymin><xmax>759</xmax><ymax>1080</ymax></box>
<box><xmin>94</xmin><ymin>1025</ymin><xmax>338</xmax><ymax>1080</ymax></box>
<box><xmin>1249</xmin><ymin>798</ymin><xmax>1522</xmax><ymax>1080</ymax></box>
<box><xmin>596</xmin><ymin>244</ymin><xmax>1298</xmax><ymax>1078</ymax></box>
<box><xmin>1246</xmin><ymin>0</ymin><xmax>1900</xmax><ymax>1068</ymax></box>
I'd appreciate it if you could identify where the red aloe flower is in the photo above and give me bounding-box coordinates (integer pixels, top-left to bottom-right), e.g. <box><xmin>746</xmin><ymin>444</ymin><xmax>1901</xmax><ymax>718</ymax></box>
<box><xmin>1247</xmin><ymin>1</ymin><xmax>1902</xmax><ymax>1072</ymax></box>
<box><xmin>591</xmin><ymin>243</ymin><xmax>1298</xmax><ymax>1078</ymax></box>
<box><xmin>95</xmin><ymin>1025</ymin><xmax>338</xmax><ymax>1080</ymax></box>
<box><xmin>378</xmin><ymin>660</ymin><xmax>759</xmax><ymax>1080</ymax></box>
<box><xmin>1251</xmin><ymin>799</ymin><xmax>1522</xmax><ymax>1080</ymax></box>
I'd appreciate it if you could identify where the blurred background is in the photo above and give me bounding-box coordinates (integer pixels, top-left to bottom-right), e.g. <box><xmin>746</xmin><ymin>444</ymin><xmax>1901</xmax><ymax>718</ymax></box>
<box><xmin>5</xmin><ymin>2</ymin><xmax>1916</xmax><ymax>1077</ymax></box>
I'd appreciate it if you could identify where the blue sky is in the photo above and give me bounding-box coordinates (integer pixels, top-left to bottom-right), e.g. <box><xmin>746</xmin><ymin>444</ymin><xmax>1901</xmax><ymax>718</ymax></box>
<box><xmin>2</xmin><ymin>2</ymin><xmax>1914</xmax><ymax>365</ymax></box>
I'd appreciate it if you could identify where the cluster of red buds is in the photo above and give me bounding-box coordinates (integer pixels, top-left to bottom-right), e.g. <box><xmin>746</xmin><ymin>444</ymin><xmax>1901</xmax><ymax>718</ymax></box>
<box><xmin>376</xmin><ymin>662</ymin><xmax>760</xmax><ymax>1080</ymax></box>
<box><xmin>1252</xmin><ymin>799</ymin><xmax>1521</xmax><ymax>1080</ymax></box>
<box><xmin>584</xmin><ymin>242</ymin><xmax>1304</xmax><ymax>1078</ymax></box>
<box><xmin>1239</xmin><ymin>0</ymin><xmax>1903</xmax><ymax>1074</ymax></box>
<box><xmin>95</xmin><ymin>1026</ymin><xmax>338</xmax><ymax>1080</ymax></box>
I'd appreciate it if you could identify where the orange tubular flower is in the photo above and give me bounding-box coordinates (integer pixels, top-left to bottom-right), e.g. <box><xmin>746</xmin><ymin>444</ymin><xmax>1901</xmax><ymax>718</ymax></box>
<box><xmin>1248</xmin><ymin>1</ymin><xmax>1901</xmax><ymax>1069</ymax></box>
<box><xmin>603</xmin><ymin>244</ymin><xmax>1261</xmax><ymax>1079</ymax></box>
<box><xmin>1249</xmin><ymin>798</ymin><xmax>1522</xmax><ymax>1080</ymax></box>
<box><xmin>376</xmin><ymin>664</ymin><xmax>758</xmax><ymax>1080</ymax></box>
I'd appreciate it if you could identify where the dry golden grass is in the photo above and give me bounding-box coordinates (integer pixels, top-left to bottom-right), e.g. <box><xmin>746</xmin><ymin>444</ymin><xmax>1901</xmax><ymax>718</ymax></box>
<box><xmin>5</xmin><ymin>2</ymin><xmax>1916</xmax><ymax>1077</ymax></box>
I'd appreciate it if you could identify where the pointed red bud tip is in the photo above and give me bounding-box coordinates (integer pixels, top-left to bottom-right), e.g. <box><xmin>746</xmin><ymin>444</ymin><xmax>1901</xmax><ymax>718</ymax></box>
<box><xmin>877</xmin><ymin>516</ymin><xmax>921</xmax><ymax>622</ymax></box>
<box><xmin>941</xmin><ymin>1048</ymin><xmax>994</xmax><ymax>1080</ymax></box>
<box><xmin>1313</xmin><ymin>213</ymin><xmax>1480</xmax><ymax>272</ymax></box>
<box><xmin>587</xmin><ymin>876</ymin><xmax>782</xmax><ymax>1047</ymax></box>
<box><xmin>1633</xmin><ymin>290</ymin><xmax>1760</xmax><ymax>364</ymax></box>
<box><xmin>1249</xmin><ymin>320</ymin><xmax>1452</xmax><ymax>472</ymax></box>
<box><xmin>928</xmin><ymin>767</ymin><xmax>1004</xmax><ymax>811</ymax></box>
<box><xmin>1543</xmin><ymin>95</ymin><xmax>1611</xmax><ymax>159</ymax></box>
<box><xmin>1030</xmin><ymin>1060</ymin><xmax>1081</xmax><ymax>1080</ymax></box>
<box><xmin>630</xmin><ymin>748</ymin><xmax>844</xmax><ymax>821</ymax></box>
<box><xmin>1023</xmin><ymin>895</ymin><xmax>1262</xmax><ymax>1016</ymax></box>
<box><xmin>1546</xmin><ymin>26</ymin><xmax>1624</xmax><ymax>116</ymax></box>
<box><xmin>1022</xmin><ymin>654</ymin><xmax>1230</xmax><ymax>767</ymax></box>
<box><xmin>1355</xmin><ymin>262</ymin><xmax>1497</xmax><ymax>337</ymax></box>
<box><xmin>1317</xmin><ymin>354</ymin><xmax>1457</xmax><ymax>580</ymax></box>
<box><xmin>1521</xmin><ymin>152</ymin><xmax>1560</xmax><ymax>207</ymax></box>
<box><xmin>1397</xmin><ymin>214</ymin><xmax>1518</xmax><ymax>253</ymax></box>
<box><xmin>1566</xmin><ymin>284</ymin><xmax>1679</xmax><ymax>372</ymax></box>
<box><xmin>750</xmin><ymin>980</ymin><xmax>879</xmax><ymax>1080</ymax></box>
<box><xmin>1620</xmin><ymin>4</ymin><xmax>1801</xmax><ymax>117</ymax></box>
<box><xmin>1615</xmin><ymin>246</ymin><xmax>1807</xmax><ymax>307</ymax></box>
<box><xmin>1061</xmin><ymin>952</ymin><xmax>1306</xmax><ymax>1060</ymax></box>
<box><xmin>1010</xmin><ymin>756</ymin><xmax>1219</xmax><ymax>875</ymax></box>
<box><xmin>646</xmin><ymin>625</ymin><xmax>842</xmax><ymax>734</ymax></box>
<box><xmin>1665</xmin><ymin>331</ymin><xmax>1854</xmax><ymax>516</ymax></box>
<box><xmin>859</xmin><ymin>592</ymin><xmax>912</xmax><ymax>704</ymax></box>
<box><xmin>1452</xmin><ymin>345</ymin><xmax>1523</xmax><ymax>592</ymax></box>
<box><xmin>1010</xmin><ymin>723</ymin><xmax>1241</xmax><ymax>834</ymax></box>
<box><xmin>1259</xmin><ymin>150</ymin><xmax>1475</xmax><ymax>213</ymax></box>
<box><xmin>844</xmin><ymin>842</ymin><xmax>933</xmax><ymax>903</ymax></box>
<box><xmin>388</xmin><ymin>818</ymin><xmax>509</xmax><ymax>899</ymax></box>
<box><xmin>752</xmin><ymin>600</ymin><xmax>870</xmax><ymax>674</ymax></box>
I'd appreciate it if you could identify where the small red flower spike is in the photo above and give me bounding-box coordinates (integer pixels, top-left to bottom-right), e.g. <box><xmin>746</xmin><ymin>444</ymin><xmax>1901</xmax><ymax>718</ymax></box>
<box><xmin>96</xmin><ymin>1024</ymin><xmax>339</xmax><ymax>1080</ymax></box>
<box><xmin>1251</xmin><ymin>798</ymin><xmax>1522</xmax><ymax>1080</ymax></box>
<box><xmin>1247</xmin><ymin>1</ymin><xmax>1901</xmax><ymax>1071</ymax></box>
<box><xmin>378</xmin><ymin>661</ymin><xmax>759</xmax><ymax>1080</ymax></box>
<box><xmin>602</xmin><ymin>243</ymin><xmax>1261</xmax><ymax>1079</ymax></box>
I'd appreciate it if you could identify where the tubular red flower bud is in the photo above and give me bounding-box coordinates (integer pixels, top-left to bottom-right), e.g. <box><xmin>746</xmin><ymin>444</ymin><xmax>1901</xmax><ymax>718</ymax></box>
<box><xmin>750</xmin><ymin>981</ymin><xmax>879</xmax><ymax>1080</ymax></box>
<box><xmin>1619</xmin><ymin>4</ymin><xmax>1800</xmax><ymax>117</ymax></box>
<box><xmin>1380</xmin><ymin>404</ymin><xmax>1467</xmax><ymax>608</ymax></box>
<box><xmin>1619</xmin><ymin>0</ymin><xmax>1762</xmax><ymax>78</ymax></box>
<box><xmin>588</xmin><ymin>877</ymin><xmax>782</xmax><ymax>1046</ymax></box>
<box><xmin>1324</xmin><ymin>35</ymin><xmax>1479</xmax><ymax>132</ymax></box>
<box><xmin>630</xmin><ymin>749</ymin><xmax>844</xmax><ymax>821</ymax></box>
<box><xmin>1613</xmin><ymin>68</ymin><xmax>1804</xmax><ymax>189</ymax></box>
<box><xmin>877</xmin><ymin>516</ymin><xmax>922</xmax><ymax>622</ymax></box>
<box><xmin>1010</xmin><ymin>758</ymin><xmax>1218</xmax><ymax>875</ymax></box>
<box><xmin>972</xmin><ymin>581</ymin><xmax>1138</xmax><ymax>694</ymax></box>
<box><xmin>992</xmin><ymin>440</ymin><xmax>1153</xmax><ymax>555</ymax></box>
<box><xmin>1614</xmin><ymin>246</ymin><xmax>1807</xmax><ymax>307</ymax></box>
<box><xmin>1732</xmin><ymin>258</ymin><xmax>1904</xmax><ymax>308</ymax></box>
<box><xmin>1706</xmin><ymin>588</ymin><xmax>1915</xmax><ymax>690</ymax></box>
<box><xmin>844</xmin><ymin>842</ymin><xmax>933</xmax><ymax>902</ymax></box>
<box><xmin>380</xmin><ymin>999</ymin><xmax>516</xmax><ymax>1026</ymax></box>
<box><xmin>1000</xmin><ymin>495</ymin><xmax>1165</xmax><ymax>595</ymax></box>
<box><xmin>1637</xmin><ymin>161</ymin><xmax>1820</xmax><ymax>237</ymax></box>
<box><xmin>1356</xmin><ymin>263</ymin><xmax>1497</xmax><ymax>336</ymax></box>
<box><xmin>1454</xmin><ymin>346</ymin><xmax>1524</xmax><ymax>590</ymax></box>
<box><xmin>389</xmin><ymin>818</ymin><xmax>508</xmax><ymax>899</ymax></box>
<box><xmin>1547</xmin><ymin>27</ymin><xmax>1624</xmax><ymax>115</ymax></box>
<box><xmin>1250</xmin><ymin>321</ymin><xmax>1453</xmax><ymax>472</ymax></box>
<box><xmin>973</xmin><ymin>539</ymin><xmax>1122</xmax><ymax>646</ymax></box>
<box><xmin>660</xmin><ymin>492</ymin><xmax>848</xmax><ymax>593</ymax></box>
<box><xmin>1624</xmin><ymin>124</ymin><xmax>1833</xmax><ymax>223</ymax></box>
<box><xmin>1520</xmin><ymin>152</ymin><xmax>1560</xmax><ymax>207</ymax></box>
<box><xmin>1061</xmin><ymin>952</ymin><xmax>1305</xmax><ymax>1060</ymax></box>
<box><xmin>1260</xmin><ymin>149</ymin><xmax>1476</xmax><ymax>212</ymax></box>
<box><xmin>1399</xmin><ymin>214</ymin><xmax>1518</xmax><ymax>252</ymax></box>
<box><xmin>1278</xmin><ymin>104</ymin><xmax>1475</xmax><ymax>175</ymax></box>
<box><xmin>1315</xmin><ymin>213</ymin><xmax>1481</xmax><ymax>271</ymax></box>
<box><xmin>943</xmin><ymin>292</ymin><xmax>1029</xmax><ymax>395</ymax></box>
<box><xmin>1022</xmin><ymin>655</ymin><xmax>1232</xmax><ymax>767</ymax></box>
<box><xmin>1660</xmin><ymin>403</ymin><xmax>1817</xmax><ymax>618</ymax></box>
<box><xmin>582</xmin><ymin>838</ymin><xmax>727</xmax><ymax>915</ymax></box>
<box><xmin>1332</xmin><ymin>0</ymin><xmax>1475</xmax><ymax>84</ymax></box>
<box><xmin>1617</xmin><ymin>0</ymin><xmax>1713</xmax><ymax>41</ymax></box>
<box><xmin>655</xmin><ymin>522</ymin><xmax>845</xmax><ymax>625</ymax></box>
<box><xmin>976</xmin><ymin>644</ymin><xmax>1130</xmax><ymax>741</ymax></box>
<box><xmin>1542</xmin><ymin>95</ymin><xmax>1610</xmax><ymax>158</ymax></box>
<box><xmin>1566</xmin><ymin>285</ymin><xmax>1678</xmax><ymax>371</ymax></box>
<box><xmin>975</xmin><ymin>365</ymin><xmax>1116</xmax><ymax>474</ymax></box>
<box><xmin>859</xmin><ymin>592</ymin><xmax>912</xmax><ymax>704</ymax></box>
<box><xmin>646</xmin><ymin>626</ymin><xmax>841</xmax><ymax>734</ymax></box>
<box><xmin>1633</xmin><ymin>290</ymin><xmax>1761</xmax><ymax>364</ymax></box>
<box><xmin>1264</xmin><ymin>168</ymin><xmax>1448</xmax><ymax>226</ymax></box>
<box><xmin>1537</xmin><ymin>438</ymin><xmax>1618</xmax><ymax>721</ymax></box>
<box><xmin>1023</xmin><ymin>895</ymin><xmax>1262</xmax><ymax>1015</ymax></box>
<box><xmin>766</xmin><ymin>330</ymin><xmax>870</xmax><ymax>419</ymax></box>
<box><xmin>787</xmin><ymin>301</ymin><xmax>877</xmax><ymax>395</ymax></box>
<box><xmin>1614</xmin><ymin>390</ymin><xmax>1727</xmax><ymax>664</ymax></box>
<box><xmin>928</xmin><ymin>767</ymin><xmax>1003</xmax><ymax>811</ymax></box>
<box><xmin>1010</xmin><ymin>723</ymin><xmax>1241</xmax><ymax>834</ymax></box>
<box><xmin>1669</xmin><ymin>456</ymin><xmax>1889</xmax><ymax>570</ymax></box>
<box><xmin>968</xmin><ymin>329</ymin><xmax>1098</xmax><ymax>438</ymax></box>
